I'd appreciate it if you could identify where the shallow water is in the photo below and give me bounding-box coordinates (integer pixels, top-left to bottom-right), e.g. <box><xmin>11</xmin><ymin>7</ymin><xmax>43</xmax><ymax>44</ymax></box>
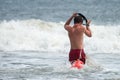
<box><xmin>0</xmin><ymin>51</ymin><xmax>120</xmax><ymax>80</ymax></box>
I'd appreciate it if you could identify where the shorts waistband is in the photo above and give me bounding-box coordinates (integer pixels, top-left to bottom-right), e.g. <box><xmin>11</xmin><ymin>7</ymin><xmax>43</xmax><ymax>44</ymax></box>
<box><xmin>70</xmin><ymin>49</ymin><xmax>84</xmax><ymax>51</ymax></box>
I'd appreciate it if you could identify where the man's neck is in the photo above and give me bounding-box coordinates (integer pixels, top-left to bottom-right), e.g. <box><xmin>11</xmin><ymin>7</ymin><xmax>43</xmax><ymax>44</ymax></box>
<box><xmin>74</xmin><ymin>23</ymin><xmax>82</xmax><ymax>28</ymax></box>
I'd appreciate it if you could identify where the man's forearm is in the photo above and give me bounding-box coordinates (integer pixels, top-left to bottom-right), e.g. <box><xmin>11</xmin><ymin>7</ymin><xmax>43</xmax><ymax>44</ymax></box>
<box><xmin>86</xmin><ymin>20</ymin><xmax>91</xmax><ymax>31</ymax></box>
<box><xmin>64</xmin><ymin>15</ymin><xmax>74</xmax><ymax>26</ymax></box>
<box><xmin>86</xmin><ymin>26</ymin><xmax>92</xmax><ymax>37</ymax></box>
<box><xmin>86</xmin><ymin>26</ymin><xmax>91</xmax><ymax>31</ymax></box>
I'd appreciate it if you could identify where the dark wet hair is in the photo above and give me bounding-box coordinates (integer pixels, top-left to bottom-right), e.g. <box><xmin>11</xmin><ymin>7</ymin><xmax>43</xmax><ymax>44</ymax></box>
<box><xmin>74</xmin><ymin>16</ymin><xmax>83</xmax><ymax>24</ymax></box>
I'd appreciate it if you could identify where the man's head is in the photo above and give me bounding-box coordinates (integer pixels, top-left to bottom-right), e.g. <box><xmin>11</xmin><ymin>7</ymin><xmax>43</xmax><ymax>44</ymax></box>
<box><xmin>74</xmin><ymin>16</ymin><xmax>83</xmax><ymax>24</ymax></box>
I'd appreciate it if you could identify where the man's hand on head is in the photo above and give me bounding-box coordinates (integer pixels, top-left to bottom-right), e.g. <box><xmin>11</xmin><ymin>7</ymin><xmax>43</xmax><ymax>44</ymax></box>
<box><xmin>72</xmin><ymin>13</ymin><xmax>78</xmax><ymax>17</ymax></box>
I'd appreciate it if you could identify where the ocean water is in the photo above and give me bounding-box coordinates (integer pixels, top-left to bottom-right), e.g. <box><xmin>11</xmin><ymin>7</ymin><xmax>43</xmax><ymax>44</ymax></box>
<box><xmin>0</xmin><ymin>0</ymin><xmax>120</xmax><ymax>80</ymax></box>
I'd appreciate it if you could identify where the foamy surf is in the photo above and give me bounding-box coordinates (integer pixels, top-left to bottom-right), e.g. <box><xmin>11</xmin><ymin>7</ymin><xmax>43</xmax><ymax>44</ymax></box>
<box><xmin>0</xmin><ymin>19</ymin><xmax>67</xmax><ymax>52</ymax></box>
<box><xmin>0</xmin><ymin>19</ymin><xmax>120</xmax><ymax>53</ymax></box>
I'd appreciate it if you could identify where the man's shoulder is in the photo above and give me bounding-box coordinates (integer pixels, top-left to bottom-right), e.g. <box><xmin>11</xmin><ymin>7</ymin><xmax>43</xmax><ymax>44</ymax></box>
<box><xmin>64</xmin><ymin>25</ymin><xmax>74</xmax><ymax>32</ymax></box>
<box><xmin>80</xmin><ymin>25</ymin><xmax>85</xmax><ymax>28</ymax></box>
<box><xmin>77</xmin><ymin>25</ymin><xmax>85</xmax><ymax>29</ymax></box>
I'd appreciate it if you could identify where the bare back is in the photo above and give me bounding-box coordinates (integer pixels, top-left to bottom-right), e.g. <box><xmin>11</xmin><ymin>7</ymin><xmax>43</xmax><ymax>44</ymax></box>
<box><xmin>64</xmin><ymin>13</ymin><xmax>92</xmax><ymax>49</ymax></box>
<box><xmin>68</xmin><ymin>24</ymin><xmax>85</xmax><ymax>49</ymax></box>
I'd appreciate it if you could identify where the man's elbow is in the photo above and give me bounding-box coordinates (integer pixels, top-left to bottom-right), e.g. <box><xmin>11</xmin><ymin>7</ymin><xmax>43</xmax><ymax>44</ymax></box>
<box><xmin>64</xmin><ymin>25</ymin><xmax>67</xmax><ymax>30</ymax></box>
<box><xmin>86</xmin><ymin>32</ymin><xmax>92</xmax><ymax>37</ymax></box>
<box><xmin>89</xmin><ymin>35</ymin><xmax>92</xmax><ymax>37</ymax></box>
<box><xmin>88</xmin><ymin>34</ymin><xmax>92</xmax><ymax>37</ymax></box>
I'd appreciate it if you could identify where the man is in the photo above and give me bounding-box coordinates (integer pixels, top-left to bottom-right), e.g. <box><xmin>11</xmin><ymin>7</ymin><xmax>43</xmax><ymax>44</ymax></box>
<box><xmin>64</xmin><ymin>13</ymin><xmax>92</xmax><ymax>65</ymax></box>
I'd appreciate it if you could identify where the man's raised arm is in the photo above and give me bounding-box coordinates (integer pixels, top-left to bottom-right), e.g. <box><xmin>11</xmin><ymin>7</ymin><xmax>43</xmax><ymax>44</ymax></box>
<box><xmin>85</xmin><ymin>20</ymin><xmax>92</xmax><ymax>37</ymax></box>
<box><xmin>64</xmin><ymin>13</ymin><xmax>77</xmax><ymax>30</ymax></box>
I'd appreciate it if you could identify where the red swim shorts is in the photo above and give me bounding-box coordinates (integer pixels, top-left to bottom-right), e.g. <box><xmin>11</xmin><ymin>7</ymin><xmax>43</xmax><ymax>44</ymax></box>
<box><xmin>69</xmin><ymin>49</ymin><xmax>86</xmax><ymax>64</ymax></box>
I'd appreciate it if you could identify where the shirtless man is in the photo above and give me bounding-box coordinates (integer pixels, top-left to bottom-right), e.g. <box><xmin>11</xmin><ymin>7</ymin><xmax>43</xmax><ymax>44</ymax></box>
<box><xmin>64</xmin><ymin>13</ymin><xmax>92</xmax><ymax>65</ymax></box>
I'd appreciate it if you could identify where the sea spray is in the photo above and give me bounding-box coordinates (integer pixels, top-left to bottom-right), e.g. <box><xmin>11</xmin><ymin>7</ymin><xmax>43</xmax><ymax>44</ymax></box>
<box><xmin>0</xmin><ymin>19</ymin><xmax>120</xmax><ymax>53</ymax></box>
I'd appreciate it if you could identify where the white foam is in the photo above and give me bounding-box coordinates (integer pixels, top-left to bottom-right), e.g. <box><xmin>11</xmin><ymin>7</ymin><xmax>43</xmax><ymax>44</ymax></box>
<box><xmin>84</xmin><ymin>25</ymin><xmax>120</xmax><ymax>53</ymax></box>
<box><xmin>0</xmin><ymin>19</ymin><xmax>120</xmax><ymax>53</ymax></box>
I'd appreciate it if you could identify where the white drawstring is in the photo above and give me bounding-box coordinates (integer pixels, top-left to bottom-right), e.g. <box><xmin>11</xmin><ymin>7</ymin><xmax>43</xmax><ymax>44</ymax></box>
<box><xmin>79</xmin><ymin>50</ymin><xmax>82</xmax><ymax>59</ymax></box>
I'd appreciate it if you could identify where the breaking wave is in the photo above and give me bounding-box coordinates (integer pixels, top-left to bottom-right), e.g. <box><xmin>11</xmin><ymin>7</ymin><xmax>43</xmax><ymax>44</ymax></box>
<box><xmin>0</xmin><ymin>19</ymin><xmax>120</xmax><ymax>53</ymax></box>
